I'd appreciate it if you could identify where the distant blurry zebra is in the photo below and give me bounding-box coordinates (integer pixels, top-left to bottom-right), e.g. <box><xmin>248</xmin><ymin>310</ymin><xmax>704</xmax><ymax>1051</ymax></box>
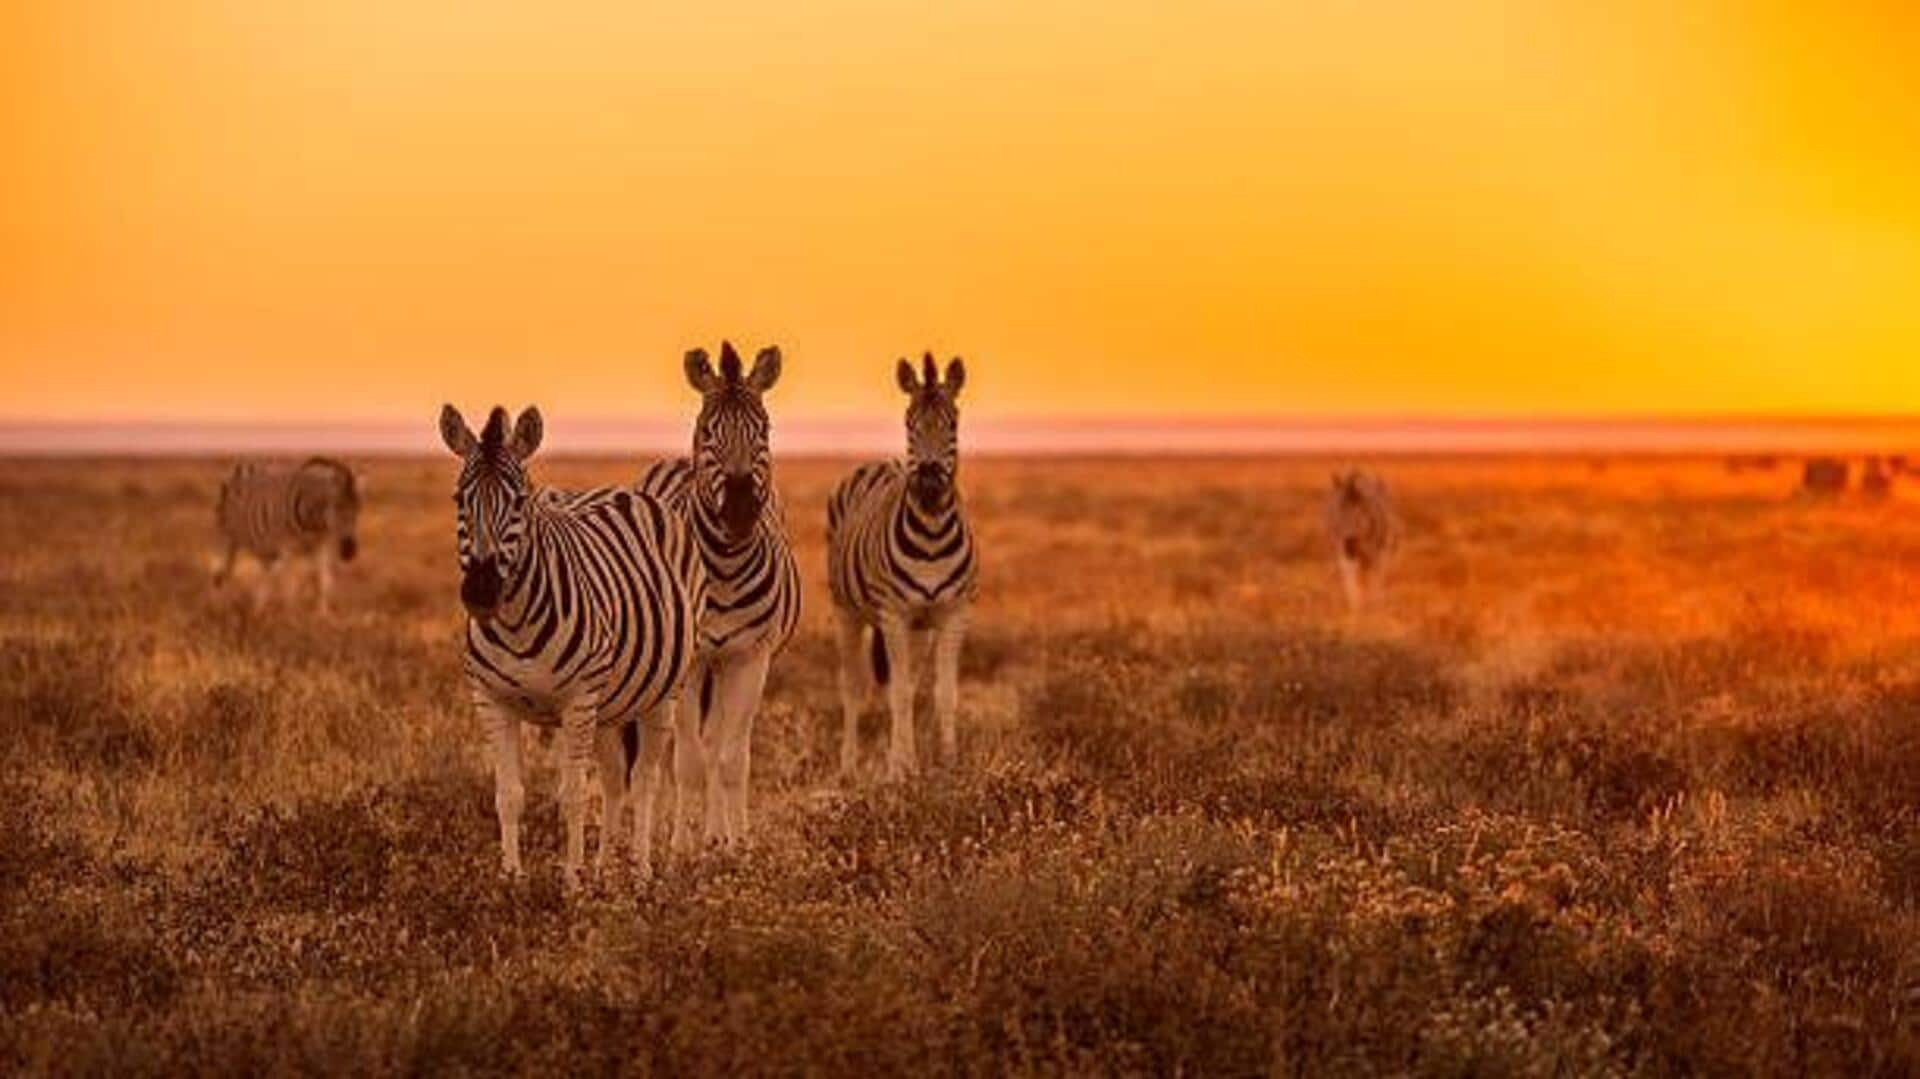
<box><xmin>441</xmin><ymin>404</ymin><xmax>705</xmax><ymax>882</ymax></box>
<box><xmin>1861</xmin><ymin>457</ymin><xmax>1893</xmax><ymax>500</ymax></box>
<box><xmin>214</xmin><ymin>457</ymin><xmax>362</xmax><ymax>614</ymax></box>
<box><xmin>828</xmin><ymin>354</ymin><xmax>979</xmax><ymax>781</ymax></box>
<box><xmin>635</xmin><ymin>342</ymin><xmax>802</xmax><ymax>849</ymax></box>
<box><xmin>1801</xmin><ymin>457</ymin><xmax>1849</xmax><ymax>496</ymax></box>
<box><xmin>1326</xmin><ymin>468</ymin><xmax>1398</xmax><ymax>613</ymax></box>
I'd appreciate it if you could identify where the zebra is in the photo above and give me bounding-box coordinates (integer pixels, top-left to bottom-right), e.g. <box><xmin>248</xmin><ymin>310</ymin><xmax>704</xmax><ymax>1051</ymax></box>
<box><xmin>635</xmin><ymin>342</ymin><xmax>802</xmax><ymax>848</ymax></box>
<box><xmin>1326</xmin><ymin>468</ymin><xmax>1398</xmax><ymax>613</ymax></box>
<box><xmin>439</xmin><ymin>404</ymin><xmax>705</xmax><ymax>882</ymax></box>
<box><xmin>827</xmin><ymin>353</ymin><xmax>979</xmax><ymax>781</ymax></box>
<box><xmin>213</xmin><ymin>456</ymin><xmax>362</xmax><ymax>614</ymax></box>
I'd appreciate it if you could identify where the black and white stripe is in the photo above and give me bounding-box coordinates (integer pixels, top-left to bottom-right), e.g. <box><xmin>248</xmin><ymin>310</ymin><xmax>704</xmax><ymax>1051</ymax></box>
<box><xmin>635</xmin><ymin>342</ymin><xmax>801</xmax><ymax>846</ymax></box>
<box><xmin>213</xmin><ymin>456</ymin><xmax>361</xmax><ymax>613</ymax></box>
<box><xmin>440</xmin><ymin>404</ymin><xmax>705</xmax><ymax>881</ymax></box>
<box><xmin>827</xmin><ymin>353</ymin><xmax>978</xmax><ymax>780</ymax></box>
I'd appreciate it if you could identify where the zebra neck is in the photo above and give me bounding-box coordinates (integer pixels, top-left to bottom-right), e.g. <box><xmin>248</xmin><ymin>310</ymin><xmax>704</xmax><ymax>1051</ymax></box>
<box><xmin>894</xmin><ymin>488</ymin><xmax>963</xmax><ymax>545</ymax></box>
<box><xmin>485</xmin><ymin>516</ymin><xmax>546</xmax><ymax>634</ymax></box>
<box><xmin>290</xmin><ymin>489</ymin><xmax>328</xmax><ymax>532</ymax></box>
<box><xmin>691</xmin><ymin>493</ymin><xmax>765</xmax><ymax>555</ymax></box>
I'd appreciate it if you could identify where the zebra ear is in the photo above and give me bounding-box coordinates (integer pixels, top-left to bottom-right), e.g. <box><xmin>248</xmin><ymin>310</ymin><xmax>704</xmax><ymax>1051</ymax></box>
<box><xmin>684</xmin><ymin>349</ymin><xmax>719</xmax><ymax>394</ymax></box>
<box><xmin>896</xmin><ymin>358</ymin><xmax>920</xmax><ymax>395</ymax></box>
<box><xmin>943</xmin><ymin>357</ymin><xmax>966</xmax><ymax>398</ymax></box>
<box><xmin>510</xmin><ymin>407</ymin><xmax>544</xmax><ymax>460</ymax></box>
<box><xmin>747</xmin><ymin>346</ymin><xmax>782</xmax><ymax>393</ymax></box>
<box><xmin>439</xmin><ymin>405</ymin><xmax>477</xmax><ymax>456</ymax></box>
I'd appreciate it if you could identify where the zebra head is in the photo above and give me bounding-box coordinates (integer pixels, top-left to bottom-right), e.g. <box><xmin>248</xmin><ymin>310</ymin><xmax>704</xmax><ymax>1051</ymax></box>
<box><xmin>1331</xmin><ymin>469</ymin><xmax>1376</xmax><ymax>508</ymax></box>
<box><xmin>896</xmin><ymin>352</ymin><xmax>965</xmax><ymax>512</ymax></box>
<box><xmin>439</xmin><ymin>404</ymin><xmax>543</xmax><ymax>622</ymax></box>
<box><xmin>684</xmin><ymin>341</ymin><xmax>781</xmax><ymax>543</ymax></box>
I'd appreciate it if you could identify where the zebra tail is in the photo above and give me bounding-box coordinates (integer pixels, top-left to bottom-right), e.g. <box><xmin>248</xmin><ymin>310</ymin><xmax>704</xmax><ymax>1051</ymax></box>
<box><xmin>620</xmin><ymin>721</ymin><xmax>640</xmax><ymax>774</ymax></box>
<box><xmin>620</xmin><ymin>668</ymin><xmax>717</xmax><ymax>775</ymax></box>
<box><xmin>869</xmin><ymin>627</ymin><xmax>890</xmax><ymax>687</ymax></box>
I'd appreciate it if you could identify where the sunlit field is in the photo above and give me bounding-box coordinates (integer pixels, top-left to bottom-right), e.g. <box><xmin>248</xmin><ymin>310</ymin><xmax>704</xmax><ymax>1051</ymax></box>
<box><xmin>2</xmin><ymin>455</ymin><xmax>1915</xmax><ymax>1075</ymax></box>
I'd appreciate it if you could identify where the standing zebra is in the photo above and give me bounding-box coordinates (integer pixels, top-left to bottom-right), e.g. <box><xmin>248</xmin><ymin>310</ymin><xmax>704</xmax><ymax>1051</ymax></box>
<box><xmin>440</xmin><ymin>404</ymin><xmax>705</xmax><ymax>882</ymax></box>
<box><xmin>1326</xmin><ymin>468</ymin><xmax>1399</xmax><ymax>613</ymax></box>
<box><xmin>214</xmin><ymin>457</ymin><xmax>362</xmax><ymax>614</ymax></box>
<box><xmin>827</xmin><ymin>353</ymin><xmax>979</xmax><ymax>781</ymax></box>
<box><xmin>636</xmin><ymin>342</ymin><xmax>801</xmax><ymax>848</ymax></box>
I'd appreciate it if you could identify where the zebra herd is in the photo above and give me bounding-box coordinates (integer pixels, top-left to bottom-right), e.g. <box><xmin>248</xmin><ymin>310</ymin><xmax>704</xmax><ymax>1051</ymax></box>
<box><xmin>214</xmin><ymin>345</ymin><xmax>1395</xmax><ymax>881</ymax></box>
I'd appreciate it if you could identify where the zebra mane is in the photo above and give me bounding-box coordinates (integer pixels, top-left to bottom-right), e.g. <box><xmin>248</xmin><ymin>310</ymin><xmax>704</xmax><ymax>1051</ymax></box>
<box><xmin>480</xmin><ymin>408</ymin><xmax>511</xmax><ymax>451</ymax></box>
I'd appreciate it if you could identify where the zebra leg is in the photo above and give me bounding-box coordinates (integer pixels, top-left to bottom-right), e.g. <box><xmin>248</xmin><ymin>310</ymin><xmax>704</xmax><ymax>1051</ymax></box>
<box><xmin>213</xmin><ymin>542</ymin><xmax>238</xmax><ymax>589</ymax></box>
<box><xmin>593</xmin><ymin>723</ymin><xmax>627</xmax><ymax>873</ymax></box>
<box><xmin>557</xmin><ymin>702</ymin><xmax>596</xmax><ymax>891</ymax></box>
<box><xmin>881</xmin><ymin>615</ymin><xmax>919</xmax><ymax>781</ymax></box>
<box><xmin>834</xmin><ymin>612</ymin><xmax>869</xmax><ymax>782</ymax></box>
<box><xmin>275</xmin><ymin>556</ymin><xmax>298</xmax><ymax>607</ymax></box>
<box><xmin>932</xmin><ymin>610</ymin><xmax>970</xmax><ymax>766</ymax></box>
<box><xmin>670</xmin><ymin>681</ymin><xmax>710</xmax><ymax>854</ymax></box>
<box><xmin>480</xmin><ymin>694</ymin><xmax>527</xmax><ymax>879</ymax></box>
<box><xmin>912</xmin><ymin>628</ymin><xmax>936</xmax><ymax>694</ymax></box>
<box><xmin>630</xmin><ymin>704</ymin><xmax>676</xmax><ymax>878</ymax></box>
<box><xmin>250</xmin><ymin>557</ymin><xmax>276</xmax><ymax>612</ymax></box>
<box><xmin>701</xmin><ymin>659</ymin><xmax>730</xmax><ymax>844</ymax></box>
<box><xmin>710</xmin><ymin>651</ymin><xmax>771</xmax><ymax>846</ymax></box>
<box><xmin>1337</xmin><ymin>556</ymin><xmax>1362</xmax><ymax>614</ymax></box>
<box><xmin>313</xmin><ymin>550</ymin><xmax>334</xmax><ymax>616</ymax></box>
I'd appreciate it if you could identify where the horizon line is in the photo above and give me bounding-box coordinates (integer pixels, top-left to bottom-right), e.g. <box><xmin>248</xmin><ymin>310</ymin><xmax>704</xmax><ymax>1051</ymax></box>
<box><xmin>7</xmin><ymin>413</ymin><xmax>1920</xmax><ymax>456</ymax></box>
<box><xmin>10</xmin><ymin>409</ymin><xmax>1920</xmax><ymax>427</ymax></box>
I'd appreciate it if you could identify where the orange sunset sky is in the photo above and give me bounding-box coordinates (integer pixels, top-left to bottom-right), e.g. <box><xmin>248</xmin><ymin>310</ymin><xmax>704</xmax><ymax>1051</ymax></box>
<box><xmin>4</xmin><ymin>2</ymin><xmax>1919</xmax><ymax>425</ymax></box>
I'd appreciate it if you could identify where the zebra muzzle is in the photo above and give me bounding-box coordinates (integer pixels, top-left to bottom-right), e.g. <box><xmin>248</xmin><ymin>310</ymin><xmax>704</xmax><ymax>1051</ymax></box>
<box><xmin>910</xmin><ymin>463</ymin><xmax>950</xmax><ymax>508</ymax></box>
<box><xmin>720</xmin><ymin>474</ymin><xmax>761</xmax><ymax>538</ymax></box>
<box><xmin>461</xmin><ymin>556</ymin><xmax>503</xmax><ymax>619</ymax></box>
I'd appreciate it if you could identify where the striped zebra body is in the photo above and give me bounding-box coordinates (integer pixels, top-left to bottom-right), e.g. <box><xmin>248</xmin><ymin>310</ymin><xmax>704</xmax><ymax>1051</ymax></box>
<box><xmin>461</xmin><ymin>485</ymin><xmax>703</xmax><ymax>728</ymax></box>
<box><xmin>1326</xmin><ymin>468</ymin><xmax>1398</xmax><ymax>613</ymax></box>
<box><xmin>635</xmin><ymin>342</ymin><xmax>799</xmax><ymax>847</ymax></box>
<box><xmin>442</xmin><ymin>404</ymin><xmax>705</xmax><ymax>881</ymax></box>
<box><xmin>638</xmin><ymin>457</ymin><xmax>801</xmax><ymax>660</ymax></box>
<box><xmin>828</xmin><ymin>353</ymin><xmax>978</xmax><ymax>780</ymax></box>
<box><xmin>827</xmin><ymin>461</ymin><xmax>978</xmax><ymax>623</ymax></box>
<box><xmin>213</xmin><ymin>456</ymin><xmax>361</xmax><ymax>613</ymax></box>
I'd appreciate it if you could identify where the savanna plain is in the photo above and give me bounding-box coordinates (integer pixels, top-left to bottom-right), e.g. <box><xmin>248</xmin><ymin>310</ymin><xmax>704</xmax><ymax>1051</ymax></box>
<box><xmin>2</xmin><ymin>455</ymin><xmax>1915</xmax><ymax>1076</ymax></box>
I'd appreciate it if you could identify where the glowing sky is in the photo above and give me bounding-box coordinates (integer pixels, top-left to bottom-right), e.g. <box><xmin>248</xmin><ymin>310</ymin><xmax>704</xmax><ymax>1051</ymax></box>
<box><xmin>4</xmin><ymin>2</ymin><xmax>1919</xmax><ymax>423</ymax></box>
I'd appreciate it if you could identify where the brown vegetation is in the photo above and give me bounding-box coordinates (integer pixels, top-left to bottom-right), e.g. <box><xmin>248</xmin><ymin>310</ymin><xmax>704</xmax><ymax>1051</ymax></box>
<box><xmin>1</xmin><ymin>456</ymin><xmax>1915</xmax><ymax>1075</ymax></box>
